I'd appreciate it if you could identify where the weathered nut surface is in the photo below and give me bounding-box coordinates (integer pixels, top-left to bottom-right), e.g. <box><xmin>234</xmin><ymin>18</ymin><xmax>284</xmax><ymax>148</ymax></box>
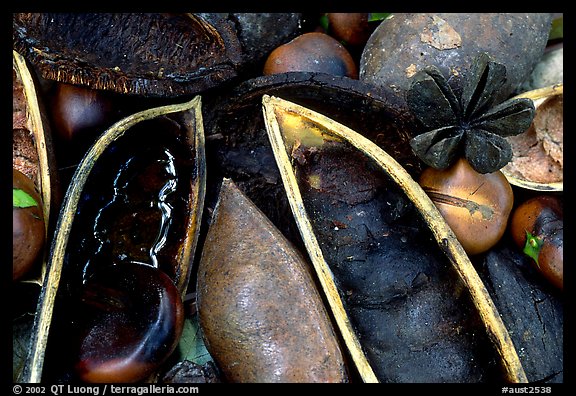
<box><xmin>196</xmin><ymin>179</ymin><xmax>349</xmax><ymax>383</ymax></box>
<box><xmin>360</xmin><ymin>13</ymin><xmax>552</xmax><ymax>114</ymax></box>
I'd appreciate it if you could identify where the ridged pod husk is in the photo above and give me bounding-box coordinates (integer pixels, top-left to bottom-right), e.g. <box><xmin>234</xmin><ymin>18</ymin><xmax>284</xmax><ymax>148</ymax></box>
<box><xmin>262</xmin><ymin>95</ymin><xmax>527</xmax><ymax>383</ymax></box>
<box><xmin>13</xmin><ymin>13</ymin><xmax>243</xmax><ymax>97</ymax></box>
<box><xmin>196</xmin><ymin>178</ymin><xmax>349</xmax><ymax>383</ymax></box>
<box><xmin>502</xmin><ymin>83</ymin><xmax>563</xmax><ymax>191</ymax></box>
<box><xmin>201</xmin><ymin>71</ymin><xmax>419</xmax><ymax>247</ymax></box>
<box><xmin>21</xmin><ymin>96</ymin><xmax>206</xmax><ymax>383</ymax></box>
<box><xmin>13</xmin><ymin>49</ymin><xmax>61</xmax><ymax>382</ymax></box>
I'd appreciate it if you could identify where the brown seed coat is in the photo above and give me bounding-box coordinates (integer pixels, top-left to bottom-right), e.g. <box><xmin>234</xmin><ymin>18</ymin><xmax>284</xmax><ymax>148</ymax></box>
<box><xmin>196</xmin><ymin>179</ymin><xmax>349</xmax><ymax>383</ymax></box>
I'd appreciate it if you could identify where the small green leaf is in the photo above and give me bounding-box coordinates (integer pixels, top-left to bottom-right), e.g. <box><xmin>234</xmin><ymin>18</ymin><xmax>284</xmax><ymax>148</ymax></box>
<box><xmin>176</xmin><ymin>314</ymin><xmax>213</xmax><ymax>365</ymax></box>
<box><xmin>319</xmin><ymin>14</ymin><xmax>329</xmax><ymax>32</ymax></box>
<box><xmin>523</xmin><ymin>230</ymin><xmax>543</xmax><ymax>268</ymax></box>
<box><xmin>549</xmin><ymin>16</ymin><xmax>563</xmax><ymax>40</ymax></box>
<box><xmin>13</xmin><ymin>188</ymin><xmax>38</xmax><ymax>208</ymax></box>
<box><xmin>368</xmin><ymin>13</ymin><xmax>391</xmax><ymax>22</ymax></box>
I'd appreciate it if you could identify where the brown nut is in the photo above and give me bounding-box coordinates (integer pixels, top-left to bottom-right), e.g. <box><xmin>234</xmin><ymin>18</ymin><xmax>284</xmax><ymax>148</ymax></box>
<box><xmin>73</xmin><ymin>262</ymin><xmax>184</xmax><ymax>383</ymax></box>
<box><xmin>419</xmin><ymin>157</ymin><xmax>514</xmax><ymax>255</ymax></box>
<box><xmin>263</xmin><ymin>32</ymin><xmax>358</xmax><ymax>78</ymax></box>
<box><xmin>509</xmin><ymin>195</ymin><xmax>563</xmax><ymax>290</ymax></box>
<box><xmin>50</xmin><ymin>82</ymin><xmax>115</xmax><ymax>146</ymax></box>
<box><xmin>196</xmin><ymin>179</ymin><xmax>349</xmax><ymax>383</ymax></box>
<box><xmin>327</xmin><ymin>13</ymin><xmax>374</xmax><ymax>48</ymax></box>
<box><xmin>13</xmin><ymin>167</ymin><xmax>45</xmax><ymax>281</ymax></box>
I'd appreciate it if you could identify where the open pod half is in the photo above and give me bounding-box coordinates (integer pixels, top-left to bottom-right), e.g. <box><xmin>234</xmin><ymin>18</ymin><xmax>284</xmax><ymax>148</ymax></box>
<box><xmin>12</xmin><ymin>51</ymin><xmax>60</xmax><ymax>241</ymax></box>
<box><xmin>13</xmin><ymin>49</ymin><xmax>61</xmax><ymax>278</ymax></box>
<box><xmin>21</xmin><ymin>96</ymin><xmax>206</xmax><ymax>383</ymax></box>
<box><xmin>262</xmin><ymin>95</ymin><xmax>527</xmax><ymax>383</ymax></box>
<box><xmin>13</xmin><ymin>13</ymin><xmax>243</xmax><ymax>97</ymax></box>
<box><xmin>502</xmin><ymin>83</ymin><xmax>563</xmax><ymax>192</ymax></box>
<box><xmin>13</xmin><ymin>49</ymin><xmax>62</xmax><ymax>382</ymax></box>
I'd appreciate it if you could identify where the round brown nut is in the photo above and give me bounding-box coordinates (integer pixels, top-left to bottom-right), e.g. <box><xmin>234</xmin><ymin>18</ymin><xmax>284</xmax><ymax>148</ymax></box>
<box><xmin>13</xmin><ymin>168</ymin><xmax>45</xmax><ymax>281</ymax></box>
<box><xmin>263</xmin><ymin>32</ymin><xmax>358</xmax><ymax>78</ymax></box>
<box><xmin>419</xmin><ymin>158</ymin><xmax>514</xmax><ymax>256</ymax></box>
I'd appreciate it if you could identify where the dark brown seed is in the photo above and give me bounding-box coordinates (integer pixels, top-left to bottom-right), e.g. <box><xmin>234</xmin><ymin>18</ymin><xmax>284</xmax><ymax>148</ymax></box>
<box><xmin>73</xmin><ymin>262</ymin><xmax>184</xmax><ymax>383</ymax></box>
<box><xmin>263</xmin><ymin>32</ymin><xmax>358</xmax><ymax>79</ymax></box>
<box><xmin>197</xmin><ymin>179</ymin><xmax>349</xmax><ymax>383</ymax></box>
<box><xmin>13</xmin><ymin>168</ymin><xmax>45</xmax><ymax>281</ymax></box>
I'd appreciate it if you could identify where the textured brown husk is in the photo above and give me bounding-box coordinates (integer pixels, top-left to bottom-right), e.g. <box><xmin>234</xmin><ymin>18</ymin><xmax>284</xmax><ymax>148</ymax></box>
<box><xmin>13</xmin><ymin>13</ymin><xmax>243</xmax><ymax>97</ymax></box>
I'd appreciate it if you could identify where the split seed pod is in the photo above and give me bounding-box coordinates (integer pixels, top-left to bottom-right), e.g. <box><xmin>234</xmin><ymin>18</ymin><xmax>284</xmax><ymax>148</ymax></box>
<box><xmin>196</xmin><ymin>178</ymin><xmax>349</xmax><ymax>383</ymax></box>
<box><xmin>407</xmin><ymin>52</ymin><xmax>535</xmax><ymax>174</ymax></box>
<box><xmin>13</xmin><ymin>49</ymin><xmax>61</xmax><ymax>382</ymax></box>
<box><xmin>13</xmin><ymin>50</ymin><xmax>61</xmax><ymax>269</ymax></box>
<box><xmin>502</xmin><ymin>84</ymin><xmax>564</xmax><ymax>192</ymax></box>
<box><xmin>21</xmin><ymin>96</ymin><xmax>206</xmax><ymax>383</ymax></box>
<box><xmin>13</xmin><ymin>13</ymin><xmax>243</xmax><ymax>97</ymax></box>
<box><xmin>263</xmin><ymin>95</ymin><xmax>527</xmax><ymax>383</ymax></box>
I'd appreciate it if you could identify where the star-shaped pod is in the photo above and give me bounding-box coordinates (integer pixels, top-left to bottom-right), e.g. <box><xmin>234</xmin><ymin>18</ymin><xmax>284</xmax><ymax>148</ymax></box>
<box><xmin>407</xmin><ymin>53</ymin><xmax>535</xmax><ymax>174</ymax></box>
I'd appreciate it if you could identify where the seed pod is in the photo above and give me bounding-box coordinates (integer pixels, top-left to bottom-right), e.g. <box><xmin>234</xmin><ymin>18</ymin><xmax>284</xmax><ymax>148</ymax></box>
<box><xmin>13</xmin><ymin>50</ymin><xmax>60</xmax><ymax>256</ymax></box>
<box><xmin>201</xmin><ymin>71</ymin><xmax>418</xmax><ymax>245</ymax></box>
<box><xmin>263</xmin><ymin>95</ymin><xmax>527</xmax><ymax>383</ymax></box>
<box><xmin>13</xmin><ymin>13</ymin><xmax>243</xmax><ymax>97</ymax></box>
<box><xmin>21</xmin><ymin>96</ymin><xmax>206</xmax><ymax>383</ymax></box>
<box><xmin>13</xmin><ymin>50</ymin><xmax>61</xmax><ymax>383</ymax></box>
<box><xmin>502</xmin><ymin>84</ymin><xmax>563</xmax><ymax>192</ymax></box>
<box><xmin>196</xmin><ymin>178</ymin><xmax>349</xmax><ymax>383</ymax></box>
<box><xmin>479</xmin><ymin>244</ymin><xmax>563</xmax><ymax>382</ymax></box>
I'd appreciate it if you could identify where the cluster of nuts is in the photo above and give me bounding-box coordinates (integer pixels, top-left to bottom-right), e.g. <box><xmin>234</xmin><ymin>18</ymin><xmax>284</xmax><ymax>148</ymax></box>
<box><xmin>13</xmin><ymin>13</ymin><xmax>562</xmax><ymax>385</ymax></box>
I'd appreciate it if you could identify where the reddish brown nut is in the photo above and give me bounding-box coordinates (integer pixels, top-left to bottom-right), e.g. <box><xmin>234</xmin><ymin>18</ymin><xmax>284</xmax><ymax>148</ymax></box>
<box><xmin>419</xmin><ymin>158</ymin><xmax>514</xmax><ymax>256</ymax></box>
<box><xmin>263</xmin><ymin>32</ymin><xmax>358</xmax><ymax>78</ymax></box>
<box><xmin>13</xmin><ymin>168</ymin><xmax>45</xmax><ymax>281</ymax></box>
<box><xmin>50</xmin><ymin>82</ymin><xmax>114</xmax><ymax>144</ymax></box>
<box><xmin>73</xmin><ymin>262</ymin><xmax>184</xmax><ymax>383</ymax></box>
<box><xmin>327</xmin><ymin>13</ymin><xmax>374</xmax><ymax>48</ymax></box>
<box><xmin>509</xmin><ymin>195</ymin><xmax>563</xmax><ymax>290</ymax></box>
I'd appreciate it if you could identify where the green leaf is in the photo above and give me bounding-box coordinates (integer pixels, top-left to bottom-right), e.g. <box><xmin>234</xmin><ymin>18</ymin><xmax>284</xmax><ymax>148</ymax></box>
<box><xmin>549</xmin><ymin>16</ymin><xmax>563</xmax><ymax>40</ymax></box>
<box><xmin>13</xmin><ymin>188</ymin><xmax>38</xmax><ymax>208</ymax></box>
<box><xmin>368</xmin><ymin>13</ymin><xmax>391</xmax><ymax>22</ymax></box>
<box><xmin>176</xmin><ymin>314</ymin><xmax>213</xmax><ymax>365</ymax></box>
<box><xmin>523</xmin><ymin>230</ymin><xmax>543</xmax><ymax>268</ymax></box>
<box><xmin>319</xmin><ymin>14</ymin><xmax>329</xmax><ymax>32</ymax></box>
